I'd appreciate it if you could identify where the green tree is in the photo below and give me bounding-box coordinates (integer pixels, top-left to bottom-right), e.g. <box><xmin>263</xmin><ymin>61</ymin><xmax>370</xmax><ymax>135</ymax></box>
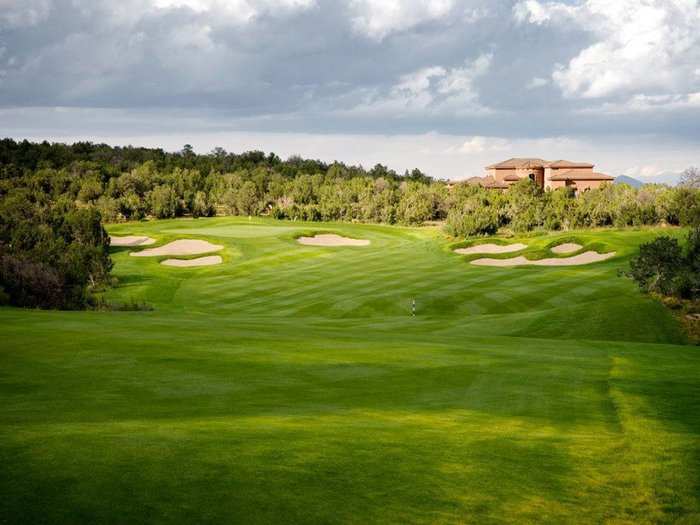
<box><xmin>628</xmin><ymin>236</ymin><xmax>685</xmax><ymax>296</ymax></box>
<box><xmin>150</xmin><ymin>185</ymin><xmax>178</xmax><ymax>219</ymax></box>
<box><xmin>191</xmin><ymin>191</ymin><xmax>212</xmax><ymax>218</ymax></box>
<box><xmin>236</xmin><ymin>181</ymin><xmax>259</xmax><ymax>215</ymax></box>
<box><xmin>507</xmin><ymin>179</ymin><xmax>546</xmax><ymax>232</ymax></box>
<box><xmin>77</xmin><ymin>177</ymin><xmax>103</xmax><ymax>203</ymax></box>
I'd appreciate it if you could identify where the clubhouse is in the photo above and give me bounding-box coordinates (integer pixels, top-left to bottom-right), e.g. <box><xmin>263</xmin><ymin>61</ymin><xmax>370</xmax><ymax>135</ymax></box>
<box><xmin>467</xmin><ymin>158</ymin><xmax>614</xmax><ymax>193</ymax></box>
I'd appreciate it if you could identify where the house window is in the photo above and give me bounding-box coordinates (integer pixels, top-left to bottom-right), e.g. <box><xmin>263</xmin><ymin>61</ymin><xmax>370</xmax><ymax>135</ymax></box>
<box><xmin>528</xmin><ymin>173</ymin><xmax>535</xmax><ymax>181</ymax></box>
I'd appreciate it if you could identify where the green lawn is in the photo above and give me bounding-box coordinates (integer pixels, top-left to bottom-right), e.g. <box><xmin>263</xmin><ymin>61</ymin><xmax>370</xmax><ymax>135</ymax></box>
<box><xmin>1</xmin><ymin>217</ymin><xmax>699</xmax><ymax>524</ymax></box>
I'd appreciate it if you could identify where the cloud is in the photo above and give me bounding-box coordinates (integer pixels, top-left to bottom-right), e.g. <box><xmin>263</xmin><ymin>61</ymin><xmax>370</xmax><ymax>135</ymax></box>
<box><xmin>526</xmin><ymin>77</ymin><xmax>548</xmax><ymax>89</ymax></box>
<box><xmin>578</xmin><ymin>92</ymin><xmax>700</xmax><ymax>115</ymax></box>
<box><xmin>348</xmin><ymin>0</ymin><xmax>455</xmax><ymax>41</ymax></box>
<box><xmin>151</xmin><ymin>0</ymin><xmax>316</xmax><ymax>21</ymax></box>
<box><xmin>0</xmin><ymin>0</ymin><xmax>52</xmax><ymax>28</ymax></box>
<box><xmin>512</xmin><ymin>0</ymin><xmax>577</xmax><ymax>24</ymax></box>
<box><xmin>514</xmin><ymin>0</ymin><xmax>700</xmax><ymax>106</ymax></box>
<box><xmin>457</xmin><ymin>136</ymin><xmax>510</xmax><ymax>153</ymax></box>
<box><xmin>344</xmin><ymin>53</ymin><xmax>493</xmax><ymax>116</ymax></box>
<box><xmin>0</xmin><ymin>0</ymin><xmax>698</xmax><ymax>147</ymax></box>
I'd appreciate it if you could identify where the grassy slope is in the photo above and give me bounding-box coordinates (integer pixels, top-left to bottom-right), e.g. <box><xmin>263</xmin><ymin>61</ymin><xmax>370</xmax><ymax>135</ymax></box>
<box><xmin>1</xmin><ymin>218</ymin><xmax>699</xmax><ymax>524</ymax></box>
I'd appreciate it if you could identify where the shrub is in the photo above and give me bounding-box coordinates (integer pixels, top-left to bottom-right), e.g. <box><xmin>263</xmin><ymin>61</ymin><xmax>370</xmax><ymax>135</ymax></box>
<box><xmin>445</xmin><ymin>203</ymin><xmax>499</xmax><ymax>237</ymax></box>
<box><xmin>628</xmin><ymin>228</ymin><xmax>700</xmax><ymax>300</ymax></box>
<box><xmin>0</xmin><ymin>191</ymin><xmax>112</xmax><ymax>309</ymax></box>
<box><xmin>628</xmin><ymin>236</ymin><xmax>684</xmax><ymax>296</ymax></box>
<box><xmin>0</xmin><ymin>254</ymin><xmax>67</xmax><ymax>308</ymax></box>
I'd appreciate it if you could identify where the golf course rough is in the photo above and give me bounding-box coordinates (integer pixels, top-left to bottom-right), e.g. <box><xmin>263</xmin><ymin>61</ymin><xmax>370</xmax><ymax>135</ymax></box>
<box><xmin>161</xmin><ymin>255</ymin><xmax>223</xmax><ymax>267</ymax></box>
<box><xmin>1</xmin><ymin>217</ymin><xmax>699</xmax><ymax>524</ymax></box>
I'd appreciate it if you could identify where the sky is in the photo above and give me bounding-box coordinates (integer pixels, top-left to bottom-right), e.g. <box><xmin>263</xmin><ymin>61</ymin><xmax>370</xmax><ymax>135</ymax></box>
<box><xmin>0</xmin><ymin>0</ymin><xmax>698</xmax><ymax>182</ymax></box>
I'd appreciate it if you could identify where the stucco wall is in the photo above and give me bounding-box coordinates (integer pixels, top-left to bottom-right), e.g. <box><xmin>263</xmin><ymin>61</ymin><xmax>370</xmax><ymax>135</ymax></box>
<box><xmin>489</xmin><ymin>167</ymin><xmax>545</xmax><ymax>185</ymax></box>
<box><xmin>489</xmin><ymin>168</ymin><xmax>514</xmax><ymax>182</ymax></box>
<box><xmin>545</xmin><ymin>167</ymin><xmax>595</xmax><ymax>190</ymax></box>
<box><xmin>548</xmin><ymin>180</ymin><xmax>567</xmax><ymax>190</ymax></box>
<box><xmin>548</xmin><ymin>179</ymin><xmax>608</xmax><ymax>193</ymax></box>
<box><xmin>575</xmin><ymin>180</ymin><xmax>607</xmax><ymax>192</ymax></box>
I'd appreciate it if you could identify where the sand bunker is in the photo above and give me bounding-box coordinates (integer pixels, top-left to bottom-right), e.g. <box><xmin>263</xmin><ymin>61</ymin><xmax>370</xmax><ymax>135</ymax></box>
<box><xmin>110</xmin><ymin>235</ymin><xmax>156</xmax><ymax>247</ymax></box>
<box><xmin>551</xmin><ymin>243</ymin><xmax>583</xmax><ymax>254</ymax></box>
<box><xmin>471</xmin><ymin>251</ymin><xmax>616</xmax><ymax>267</ymax></box>
<box><xmin>161</xmin><ymin>256</ymin><xmax>222</xmax><ymax>267</ymax></box>
<box><xmin>454</xmin><ymin>243</ymin><xmax>527</xmax><ymax>255</ymax></box>
<box><xmin>131</xmin><ymin>239</ymin><xmax>223</xmax><ymax>257</ymax></box>
<box><xmin>297</xmin><ymin>234</ymin><xmax>370</xmax><ymax>247</ymax></box>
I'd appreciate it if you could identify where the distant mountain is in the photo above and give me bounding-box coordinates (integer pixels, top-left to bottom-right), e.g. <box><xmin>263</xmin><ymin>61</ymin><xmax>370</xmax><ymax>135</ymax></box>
<box><xmin>614</xmin><ymin>175</ymin><xmax>644</xmax><ymax>188</ymax></box>
<box><xmin>614</xmin><ymin>171</ymin><xmax>682</xmax><ymax>187</ymax></box>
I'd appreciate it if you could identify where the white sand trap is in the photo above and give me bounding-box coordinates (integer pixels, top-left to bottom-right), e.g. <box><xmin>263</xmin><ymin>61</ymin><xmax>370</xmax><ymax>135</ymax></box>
<box><xmin>454</xmin><ymin>243</ymin><xmax>527</xmax><ymax>255</ymax></box>
<box><xmin>130</xmin><ymin>239</ymin><xmax>223</xmax><ymax>257</ymax></box>
<box><xmin>551</xmin><ymin>242</ymin><xmax>583</xmax><ymax>254</ymax></box>
<box><xmin>297</xmin><ymin>234</ymin><xmax>370</xmax><ymax>247</ymax></box>
<box><xmin>161</xmin><ymin>256</ymin><xmax>222</xmax><ymax>267</ymax></box>
<box><xmin>110</xmin><ymin>235</ymin><xmax>156</xmax><ymax>247</ymax></box>
<box><xmin>471</xmin><ymin>251</ymin><xmax>616</xmax><ymax>267</ymax></box>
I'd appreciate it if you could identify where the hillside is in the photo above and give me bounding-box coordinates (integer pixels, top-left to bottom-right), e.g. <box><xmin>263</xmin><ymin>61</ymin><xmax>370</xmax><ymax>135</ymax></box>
<box><xmin>614</xmin><ymin>175</ymin><xmax>644</xmax><ymax>188</ymax></box>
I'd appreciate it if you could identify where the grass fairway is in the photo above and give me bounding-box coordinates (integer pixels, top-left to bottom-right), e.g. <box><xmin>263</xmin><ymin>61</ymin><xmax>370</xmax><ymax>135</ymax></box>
<box><xmin>1</xmin><ymin>217</ymin><xmax>699</xmax><ymax>524</ymax></box>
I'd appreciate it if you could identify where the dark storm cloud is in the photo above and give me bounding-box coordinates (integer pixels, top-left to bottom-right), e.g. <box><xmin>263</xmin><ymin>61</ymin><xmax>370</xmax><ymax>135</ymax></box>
<box><xmin>0</xmin><ymin>0</ymin><xmax>699</xmax><ymax>141</ymax></box>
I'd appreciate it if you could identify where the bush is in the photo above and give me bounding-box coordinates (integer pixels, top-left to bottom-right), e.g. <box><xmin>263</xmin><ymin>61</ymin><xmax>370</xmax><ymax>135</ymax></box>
<box><xmin>0</xmin><ymin>254</ymin><xmax>67</xmax><ymax>308</ymax></box>
<box><xmin>445</xmin><ymin>203</ymin><xmax>499</xmax><ymax>236</ymax></box>
<box><xmin>0</xmin><ymin>191</ymin><xmax>112</xmax><ymax>309</ymax></box>
<box><xmin>629</xmin><ymin>236</ymin><xmax>684</xmax><ymax>296</ymax></box>
<box><xmin>628</xmin><ymin>228</ymin><xmax>700</xmax><ymax>300</ymax></box>
<box><xmin>95</xmin><ymin>196</ymin><xmax>120</xmax><ymax>222</ymax></box>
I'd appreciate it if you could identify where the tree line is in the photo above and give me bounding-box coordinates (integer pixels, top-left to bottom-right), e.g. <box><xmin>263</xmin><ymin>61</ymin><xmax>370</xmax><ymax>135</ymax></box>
<box><xmin>2</xmin><ymin>140</ymin><xmax>699</xmax><ymax>232</ymax></box>
<box><xmin>1</xmin><ymin>139</ymin><xmax>699</xmax><ymax>309</ymax></box>
<box><xmin>445</xmin><ymin>177</ymin><xmax>700</xmax><ymax>236</ymax></box>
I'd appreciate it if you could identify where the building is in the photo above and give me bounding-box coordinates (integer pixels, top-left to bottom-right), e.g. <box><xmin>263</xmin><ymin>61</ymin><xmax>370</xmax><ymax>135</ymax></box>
<box><xmin>470</xmin><ymin>158</ymin><xmax>614</xmax><ymax>193</ymax></box>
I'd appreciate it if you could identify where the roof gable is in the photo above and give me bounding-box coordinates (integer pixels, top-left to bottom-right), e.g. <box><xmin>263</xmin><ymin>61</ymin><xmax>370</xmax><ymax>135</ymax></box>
<box><xmin>548</xmin><ymin>160</ymin><xmax>595</xmax><ymax>168</ymax></box>
<box><xmin>486</xmin><ymin>158</ymin><xmax>549</xmax><ymax>169</ymax></box>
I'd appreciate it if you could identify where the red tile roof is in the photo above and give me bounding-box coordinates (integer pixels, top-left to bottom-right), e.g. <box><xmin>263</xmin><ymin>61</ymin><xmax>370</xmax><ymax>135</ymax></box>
<box><xmin>486</xmin><ymin>158</ymin><xmax>596</xmax><ymax>169</ymax></box>
<box><xmin>548</xmin><ymin>160</ymin><xmax>595</xmax><ymax>168</ymax></box>
<box><xmin>486</xmin><ymin>158</ymin><xmax>549</xmax><ymax>169</ymax></box>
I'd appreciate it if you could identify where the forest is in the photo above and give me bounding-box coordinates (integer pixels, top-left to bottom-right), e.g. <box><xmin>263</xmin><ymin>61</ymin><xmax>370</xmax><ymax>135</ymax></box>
<box><xmin>1</xmin><ymin>138</ymin><xmax>699</xmax><ymax>309</ymax></box>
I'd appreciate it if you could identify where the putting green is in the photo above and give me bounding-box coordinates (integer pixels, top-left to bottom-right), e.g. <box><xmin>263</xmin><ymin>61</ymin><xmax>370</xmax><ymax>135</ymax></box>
<box><xmin>1</xmin><ymin>217</ymin><xmax>698</xmax><ymax>524</ymax></box>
